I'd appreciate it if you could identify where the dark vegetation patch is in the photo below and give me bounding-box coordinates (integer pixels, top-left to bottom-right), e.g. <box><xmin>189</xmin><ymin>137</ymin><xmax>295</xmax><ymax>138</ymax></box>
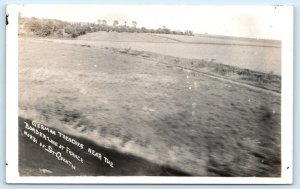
<box><xmin>80</xmin><ymin>44</ymin><xmax>91</xmax><ymax>48</ymax></box>
<box><xmin>19</xmin><ymin>15</ymin><xmax>194</xmax><ymax>38</ymax></box>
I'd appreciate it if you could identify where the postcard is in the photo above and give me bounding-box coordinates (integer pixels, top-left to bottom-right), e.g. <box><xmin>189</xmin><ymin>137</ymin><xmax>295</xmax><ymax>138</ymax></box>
<box><xmin>6</xmin><ymin>4</ymin><xmax>293</xmax><ymax>184</ymax></box>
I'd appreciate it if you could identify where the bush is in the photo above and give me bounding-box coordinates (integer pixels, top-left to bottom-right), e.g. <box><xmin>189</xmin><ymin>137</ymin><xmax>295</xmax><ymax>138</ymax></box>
<box><xmin>25</xmin><ymin>20</ymin><xmax>40</xmax><ymax>32</ymax></box>
<box><xmin>25</xmin><ymin>20</ymin><xmax>52</xmax><ymax>37</ymax></box>
<box><xmin>57</xmin><ymin>29</ymin><xmax>64</xmax><ymax>37</ymax></box>
<box><xmin>36</xmin><ymin>24</ymin><xmax>52</xmax><ymax>37</ymax></box>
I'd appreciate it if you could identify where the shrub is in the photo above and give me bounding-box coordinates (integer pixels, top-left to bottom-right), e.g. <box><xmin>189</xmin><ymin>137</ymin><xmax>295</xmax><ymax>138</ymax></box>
<box><xmin>37</xmin><ymin>24</ymin><xmax>52</xmax><ymax>37</ymax></box>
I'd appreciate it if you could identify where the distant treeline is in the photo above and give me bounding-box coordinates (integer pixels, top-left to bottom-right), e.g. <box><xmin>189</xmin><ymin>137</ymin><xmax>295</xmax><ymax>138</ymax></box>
<box><xmin>19</xmin><ymin>16</ymin><xmax>194</xmax><ymax>38</ymax></box>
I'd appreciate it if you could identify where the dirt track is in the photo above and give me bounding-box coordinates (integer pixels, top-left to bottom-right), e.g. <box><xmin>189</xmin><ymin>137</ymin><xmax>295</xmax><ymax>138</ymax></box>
<box><xmin>108</xmin><ymin>47</ymin><xmax>281</xmax><ymax>96</ymax></box>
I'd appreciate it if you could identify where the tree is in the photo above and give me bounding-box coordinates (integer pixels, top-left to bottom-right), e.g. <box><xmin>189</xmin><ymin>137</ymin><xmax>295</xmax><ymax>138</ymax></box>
<box><xmin>132</xmin><ymin>21</ymin><xmax>137</xmax><ymax>28</ymax></box>
<box><xmin>141</xmin><ymin>27</ymin><xmax>147</xmax><ymax>33</ymax></box>
<box><xmin>162</xmin><ymin>26</ymin><xmax>171</xmax><ymax>34</ymax></box>
<box><xmin>124</xmin><ymin>21</ymin><xmax>127</xmax><ymax>26</ymax></box>
<box><xmin>97</xmin><ymin>19</ymin><xmax>101</xmax><ymax>25</ymax></box>
<box><xmin>102</xmin><ymin>20</ymin><xmax>107</xmax><ymax>25</ymax></box>
<box><xmin>25</xmin><ymin>20</ymin><xmax>42</xmax><ymax>33</ymax></box>
<box><xmin>113</xmin><ymin>20</ymin><xmax>119</xmax><ymax>27</ymax></box>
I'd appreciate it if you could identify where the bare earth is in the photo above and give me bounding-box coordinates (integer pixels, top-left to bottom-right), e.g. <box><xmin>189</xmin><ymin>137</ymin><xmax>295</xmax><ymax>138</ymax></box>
<box><xmin>19</xmin><ymin>33</ymin><xmax>281</xmax><ymax>176</ymax></box>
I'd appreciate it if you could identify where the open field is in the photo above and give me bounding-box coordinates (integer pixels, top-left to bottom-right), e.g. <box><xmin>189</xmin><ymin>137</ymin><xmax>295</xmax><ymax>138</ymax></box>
<box><xmin>32</xmin><ymin>31</ymin><xmax>282</xmax><ymax>75</ymax></box>
<box><xmin>19</xmin><ymin>32</ymin><xmax>281</xmax><ymax>176</ymax></box>
<box><xmin>78</xmin><ymin>31</ymin><xmax>281</xmax><ymax>47</ymax></box>
<box><xmin>154</xmin><ymin>33</ymin><xmax>281</xmax><ymax>47</ymax></box>
<box><xmin>32</xmin><ymin>32</ymin><xmax>281</xmax><ymax>75</ymax></box>
<box><xmin>77</xmin><ymin>31</ymin><xmax>281</xmax><ymax>75</ymax></box>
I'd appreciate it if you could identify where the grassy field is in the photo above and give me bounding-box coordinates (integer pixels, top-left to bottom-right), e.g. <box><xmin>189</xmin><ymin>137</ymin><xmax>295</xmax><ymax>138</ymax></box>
<box><xmin>154</xmin><ymin>33</ymin><xmax>281</xmax><ymax>47</ymax></box>
<box><xmin>76</xmin><ymin>31</ymin><xmax>281</xmax><ymax>75</ymax></box>
<box><xmin>19</xmin><ymin>33</ymin><xmax>281</xmax><ymax>176</ymax></box>
<box><xmin>34</xmin><ymin>31</ymin><xmax>281</xmax><ymax>75</ymax></box>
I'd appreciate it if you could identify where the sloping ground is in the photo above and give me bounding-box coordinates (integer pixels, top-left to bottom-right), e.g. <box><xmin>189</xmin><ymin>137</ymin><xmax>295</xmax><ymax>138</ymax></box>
<box><xmin>152</xmin><ymin>33</ymin><xmax>281</xmax><ymax>47</ymax></box>
<box><xmin>78</xmin><ymin>31</ymin><xmax>281</xmax><ymax>48</ymax></box>
<box><xmin>19</xmin><ymin>38</ymin><xmax>281</xmax><ymax>176</ymax></box>
<box><xmin>39</xmin><ymin>31</ymin><xmax>281</xmax><ymax>75</ymax></box>
<box><xmin>107</xmin><ymin>47</ymin><xmax>281</xmax><ymax>93</ymax></box>
<box><xmin>77</xmin><ymin>31</ymin><xmax>179</xmax><ymax>43</ymax></box>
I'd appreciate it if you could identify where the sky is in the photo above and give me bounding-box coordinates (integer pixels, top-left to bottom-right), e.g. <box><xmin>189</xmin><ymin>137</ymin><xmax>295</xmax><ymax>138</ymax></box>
<box><xmin>19</xmin><ymin>5</ymin><xmax>292</xmax><ymax>40</ymax></box>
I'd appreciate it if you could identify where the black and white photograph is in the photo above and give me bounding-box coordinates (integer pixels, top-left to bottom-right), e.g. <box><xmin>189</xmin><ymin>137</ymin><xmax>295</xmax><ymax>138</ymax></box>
<box><xmin>5</xmin><ymin>4</ymin><xmax>293</xmax><ymax>184</ymax></box>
